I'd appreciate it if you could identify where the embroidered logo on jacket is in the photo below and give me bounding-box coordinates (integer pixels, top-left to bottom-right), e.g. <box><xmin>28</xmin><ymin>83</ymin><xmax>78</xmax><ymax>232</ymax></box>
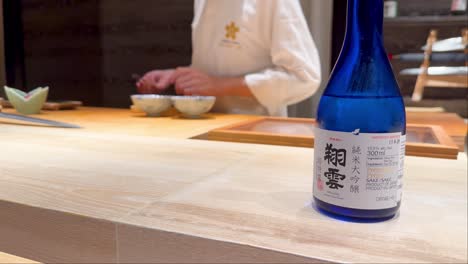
<box><xmin>225</xmin><ymin>22</ymin><xmax>239</xmax><ymax>40</ymax></box>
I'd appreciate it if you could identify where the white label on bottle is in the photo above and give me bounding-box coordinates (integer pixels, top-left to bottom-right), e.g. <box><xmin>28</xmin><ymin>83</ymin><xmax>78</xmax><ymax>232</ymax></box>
<box><xmin>313</xmin><ymin>127</ymin><xmax>406</xmax><ymax>210</ymax></box>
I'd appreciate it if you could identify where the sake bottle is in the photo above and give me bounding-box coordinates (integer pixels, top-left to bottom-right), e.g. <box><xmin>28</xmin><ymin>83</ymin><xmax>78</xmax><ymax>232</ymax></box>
<box><xmin>313</xmin><ymin>0</ymin><xmax>406</xmax><ymax>219</ymax></box>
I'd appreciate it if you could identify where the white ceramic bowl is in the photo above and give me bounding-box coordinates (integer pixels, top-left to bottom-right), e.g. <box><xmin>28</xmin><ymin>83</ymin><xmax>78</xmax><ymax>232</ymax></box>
<box><xmin>130</xmin><ymin>94</ymin><xmax>172</xmax><ymax>117</ymax></box>
<box><xmin>172</xmin><ymin>96</ymin><xmax>216</xmax><ymax>117</ymax></box>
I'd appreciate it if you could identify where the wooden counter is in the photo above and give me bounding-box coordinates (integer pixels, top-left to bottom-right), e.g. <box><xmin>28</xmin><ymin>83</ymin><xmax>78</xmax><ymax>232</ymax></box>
<box><xmin>2</xmin><ymin>107</ymin><xmax>465</xmax><ymax>148</ymax></box>
<box><xmin>0</xmin><ymin>112</ymin><xmax>466</xmax><ymax>263</ymax></box>
<box><xmin>0</xmin><ymin>252</ymin><xmax>39</xmax><ymax>264</ymax></box>
<box><xmin>1</xmin><ymin>107</ymin><xmax>259</xmax><ymax>139</ymax></box>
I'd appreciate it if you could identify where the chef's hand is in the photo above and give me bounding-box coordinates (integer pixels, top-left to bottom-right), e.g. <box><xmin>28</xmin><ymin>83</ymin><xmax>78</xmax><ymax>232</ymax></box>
<box><xmin>171</xmin><ymin>67</ymin><xmax>254</xmax><ymax>97</ymax></box>
<box><xmin>171</xmin><ymin>67</ymin><xmax>221</xmax><ymax>96</ymax></box>
<box><xmin>136</xmin><ymin>69</ymin><xmax>175</xmax><ymax>94</ymax></box>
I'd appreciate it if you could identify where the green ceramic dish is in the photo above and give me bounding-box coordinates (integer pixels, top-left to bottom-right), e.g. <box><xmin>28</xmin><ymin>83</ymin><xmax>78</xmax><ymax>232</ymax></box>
<box><xmin>4</xmin><ymin>86</ymin><xmax>49</xmax><ymax>115</ymax></box>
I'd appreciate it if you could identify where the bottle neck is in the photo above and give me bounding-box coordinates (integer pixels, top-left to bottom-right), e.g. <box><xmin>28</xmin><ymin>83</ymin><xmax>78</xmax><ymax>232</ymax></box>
<box><xmin>324</xmin><ymin>0</ymin><xmax>401</xmax><ymax>97</ymax></box>
<box><xmin>345</xmin><ymin>0</ymin><xmax>384</xmax><ymax>49</ymax></box>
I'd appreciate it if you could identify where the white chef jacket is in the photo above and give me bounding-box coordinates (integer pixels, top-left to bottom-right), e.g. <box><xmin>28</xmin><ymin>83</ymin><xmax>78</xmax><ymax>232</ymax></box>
<box><xmin>191</xmin><ymin>0</ymin><xmax>321</xmax><ymax>116</ymax></box>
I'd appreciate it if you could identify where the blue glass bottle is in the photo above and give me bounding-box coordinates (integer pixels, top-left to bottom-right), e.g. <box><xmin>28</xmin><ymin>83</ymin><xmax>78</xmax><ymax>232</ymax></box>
<box><xmin>313</xmin><ymin>0</ymin><xmax>406</xmax><ymax>219</ymax></box>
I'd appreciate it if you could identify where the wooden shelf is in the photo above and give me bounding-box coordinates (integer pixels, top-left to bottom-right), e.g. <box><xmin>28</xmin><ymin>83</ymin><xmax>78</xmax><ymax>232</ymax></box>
<box><xmin>385</xmin><ymin>15</ymin><xmax>467</xmax><ymax>25</ymax></box>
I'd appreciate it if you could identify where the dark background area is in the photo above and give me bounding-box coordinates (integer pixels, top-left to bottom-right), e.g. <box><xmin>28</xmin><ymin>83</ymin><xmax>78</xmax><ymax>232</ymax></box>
<box><xmin>3</xmin><ymin>0</ymin><xmax>192</xmax><ymax>107</ymax></box>
<box><xmin>332</xmin><ymin>0</ymin><xmax>467</xmax><ymax>116</ymax></box>
<box><xmin>2</xmin><ymin>0</ymin><xmax>467</xmax><ymax>115</ymax></box>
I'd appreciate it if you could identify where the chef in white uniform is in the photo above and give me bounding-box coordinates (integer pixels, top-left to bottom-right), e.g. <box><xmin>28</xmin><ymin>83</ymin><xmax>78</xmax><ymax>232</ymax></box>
<box><xmin>137</xmin><ymin>0</ymin><xmax>321</xmax><ymax>116</ymax></box>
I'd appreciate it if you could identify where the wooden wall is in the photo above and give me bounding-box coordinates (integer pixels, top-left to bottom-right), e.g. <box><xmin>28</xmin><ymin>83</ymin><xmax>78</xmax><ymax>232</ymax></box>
<box><xmin>21</xmin><ymin>0</ymin><xmax>103</xmax><ymax>105</ymax></box>
<box><xmin>9</xmin><ymin>0</ymin><xmax>193</xmax><ymax>107</ymax></box>
<box><xmin>0</xmin><ymin>0</ymin><xmax>5</xmax><ymax>89</ymax></box>
<box><xmin>396</xmin><ymin>0</ymin><xmax>453</xmax><ymax>16</ymax></box>
<box><xmin>99</xmin><ymin>0</ymin><xmax>192</xmax><ymax>107</ymax></box>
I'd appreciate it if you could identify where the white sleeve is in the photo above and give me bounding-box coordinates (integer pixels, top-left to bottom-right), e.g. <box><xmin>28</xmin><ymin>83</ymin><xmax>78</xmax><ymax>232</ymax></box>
<box><xmin>244</xmin><ymin>0</ymin><xmax>321</xmax><ymax>116</ymax></box>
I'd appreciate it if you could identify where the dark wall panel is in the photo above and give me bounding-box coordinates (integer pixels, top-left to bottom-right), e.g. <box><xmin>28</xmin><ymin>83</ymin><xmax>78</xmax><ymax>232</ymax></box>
<box><xmin>16</xmin><ymin>0</ymin><xmax>193</xmax><ymax>107</ymax></box>
<box><xmin>3</xmin><ymin>0</ymin><xmax>26</xmax><ymax>94</ymax></box>
<box><xmin>21</xmin><ymin>0</ymin><xmax>103</xmax><ymax>105</ymax></box>
<box><xmin>99</xmin><ymin>0</ymin><xmax>192</xmax><ymax>107</ymax></box>
<box><xmin>397</xmin><ymin>0</ymin><xmax>453</xmax><ymax>16</ymax></box>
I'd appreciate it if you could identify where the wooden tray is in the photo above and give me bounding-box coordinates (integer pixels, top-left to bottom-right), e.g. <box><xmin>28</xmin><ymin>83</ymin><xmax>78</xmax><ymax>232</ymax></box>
<box><xmin>205</xmin><ymin>117</ymin><xmax>459</xmax><ymax>159</ymax></box>
<box><xmin>406</xmin><ymin>112</ymin><xmax>467</xmax><ymax>151</ymax></box>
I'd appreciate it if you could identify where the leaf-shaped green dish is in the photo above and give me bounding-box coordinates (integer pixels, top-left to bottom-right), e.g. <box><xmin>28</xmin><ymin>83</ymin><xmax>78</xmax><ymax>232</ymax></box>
<box><xmin>4</xmin><ymin>86</ymin><xmax>49</xmax><ymax>115</ymax></box>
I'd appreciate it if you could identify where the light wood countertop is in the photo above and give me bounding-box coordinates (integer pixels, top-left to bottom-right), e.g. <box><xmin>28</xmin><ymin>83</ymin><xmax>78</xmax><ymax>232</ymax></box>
<box><xmin>0</xmin><ymin>252</ymin><xmax>39</xmax><ymax>264</ymax></box>
<box><xmin>0</xmin><ymin>111</ymin><xmax>466</xmax><ymax>263</ymax></box>
<box><xmin>1</xmin><ymin>107</ymin><xmax>260</xmax><ymax>139</ymax></box>
<box><xmin>2</xmin><ymin>107</ymin><xmax>465</xmax><ymax>146</ymax></box>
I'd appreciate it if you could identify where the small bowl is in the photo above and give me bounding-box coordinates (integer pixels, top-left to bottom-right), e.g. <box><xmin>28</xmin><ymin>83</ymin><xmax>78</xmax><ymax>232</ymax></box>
<box><xmin>130</xmin><ymin>94</ymin><xmax>172</xmax><ymax>117</ymax></box>
<box><xmin>172</xmin><ymin>96</ymin><xmax>216</xmax><ymax>117</ymax></box>
<box><xmin>4</xmin><ymin>86</ymin><xmax>49</xmax><ymax>115</ymax></box>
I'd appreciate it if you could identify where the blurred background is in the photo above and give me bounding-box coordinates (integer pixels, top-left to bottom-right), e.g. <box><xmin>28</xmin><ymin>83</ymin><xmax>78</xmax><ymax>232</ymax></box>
<box><xmin>0</xmin><ymin>0</ymin><xmax>466</xmax><ymax>117</ymax></box>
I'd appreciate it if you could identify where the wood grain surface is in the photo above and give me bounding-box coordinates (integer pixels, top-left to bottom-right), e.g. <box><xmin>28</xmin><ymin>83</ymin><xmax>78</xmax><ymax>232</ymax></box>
<box><xmin>0</xmin><ymin>124</ymin><xmax>466</xmax><ymax>263</ymax></box>
<box><xmin>204</xmin><ymin>117</ymin><xmax>460</xmax><ymax>159</ymax></box>
<box><xmin>17</xmin><ymin>0</ymin><xmax>193</xmax><ymax>107</ymax></box>
<box><xmin>1</xmin><ymin>107</ymin><xmax>259</xmax><ymax>139</ymax></box>
<box><xmin>0</xmin><ymin>252</ymin><xmax>39</xmax><ymax>264</ymax></box>
<box><xmin>2</xmin><ymin>107</ymin><xmax>464</xmax><ymax>149</ymax></box>
<box><xmin>406</xmin><ymin>111</ymin><xmax>467</xmax><ymax>150</ymax></box>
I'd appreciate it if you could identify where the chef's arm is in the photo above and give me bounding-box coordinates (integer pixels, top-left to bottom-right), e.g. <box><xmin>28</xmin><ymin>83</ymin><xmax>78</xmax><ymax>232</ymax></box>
<box><xmin>212</xmin><ymin>76</ymin><xmax>253</xmax><ymax>97</ymax></box>
<box><xmin>171</xmin><ymin>67</ymin><xmax>253</xmax><ymax>97</ymax></box>
<box><xmin>244</xmin><ymin>67</ymin><xmax>320</xmax><ymax>115</ymax></box>
<box><xmin>243</xmin><ymin>0</ymin><xmax>322</xmax><ymax>116</ymax></box>
<box><xmin>210</xmin><ymin>70</ymin><xmax>318</xmax><ymax>101</ymax></box>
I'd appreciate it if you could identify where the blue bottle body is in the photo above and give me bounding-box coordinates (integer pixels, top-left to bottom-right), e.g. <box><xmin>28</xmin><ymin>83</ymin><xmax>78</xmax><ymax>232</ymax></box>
<box><xmin>314</xmin><ymin>0</ymin><xmax>406</xmax><ymax>219</ymax></box>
